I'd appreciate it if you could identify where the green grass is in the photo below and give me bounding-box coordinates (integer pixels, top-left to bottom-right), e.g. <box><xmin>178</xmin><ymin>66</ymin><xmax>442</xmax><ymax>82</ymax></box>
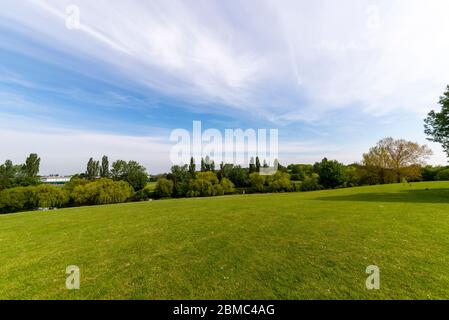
<box><xmin>1</xmin><ymin>181</ymin><xmax>449</xmax><ymax>300</ymax></box>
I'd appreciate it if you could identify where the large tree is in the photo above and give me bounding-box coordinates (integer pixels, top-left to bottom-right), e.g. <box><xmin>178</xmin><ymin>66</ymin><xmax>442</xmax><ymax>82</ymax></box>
<box><xmin>313</xmin><ymin>158</ymin><xmax>346</xmax><ymax>189</ymax></box>
<box><xmin>188</xmin><ymin>157</ymin><xmax>196</xmax><ymax>177</ymax></box>
<box><xmin>86</xmin><ymin>158</ymin><xmax>100</xmax><ymax>180</ymax></box>
<box><xmin>23</xmin><ymin>153</ymin><xmax>40</xmax><ymax>178</ymax></box>
<box><xmin>363</xmin><ymin>138</ymin><xmax>432</xmax><ymax>183</ymax></box>
<box><xmin>425</xmin><ymin>85</ymin><xmax>449</xmax><ymax>159</ymax></box>
<box><xmin>100</xmin><ymin>155</ymin><xmax>110</xmax><ymax>178</ymax></box>
<box><xmin>111</xmin><ymin>160</ymin><xmax>148</xmax><ymax>191</ymax></box>
<box><xmin>0</xmin><ymin>160</ymin><xmax>18</xmax><ymax>190</ymax></box>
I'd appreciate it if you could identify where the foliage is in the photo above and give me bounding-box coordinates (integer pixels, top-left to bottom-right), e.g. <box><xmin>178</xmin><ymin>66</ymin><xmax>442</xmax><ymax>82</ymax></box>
<box><xmin>288</xmin><ymin>164</ymin><xmax>313</xmax><ymax>181</ymax></box>
<box><xmin>425</xmin><ymin>85</ymin><xmax>449</xmax><ymax>159</ymax></box>
<box><xmin>249</xmin><ymin>173</ymin><xmax>266</xmax><ymax>192</ymax></box>
<box><xmin>187</xmin><ymin>179</ymin><xmax>213</xmax><ymax>197</ymax></box>
<box><xmin>227</xmin><ymin>166</ymin><xmax>250</xmax><ymax>188</ymax></box>
<box><xmin>0</xmin><ymin>154</ymin><xmax>41</xmax><ymax>190</ymax></box>
<box><xmin>23</xmin><ymin>153</ymin><xmax>40</xmax><ymax>177</ymax></box>
<box><xmin>71</xmin><ymin>178</ymin><xmax>133</xmax><ymax>206</ymax></box>
<box><xmin>188</xmin><ymin>157</ymin><xmax>196</xmax><ymax>177</ymax></box>
<box><xmin>167</xmin><ymin>165</ymin><xmax>190</xmax><ymax>197</ymax></box>
<box><xmin>267</xmin><ymin>172</ymin><xmax>293</xmax><ymax>192</ymax></box>
<box><xmin>363</xmin><ymin>138</ymin><xmax>432</xmax><ymax>183</ymax></box>
<box><xmin>220</xmin><ymin>178</ymin><xmax>235</xmax><ymax>194</ymax></box>
<box><xmin>154</xmin><ymin>178</ymin><xmax>174</xmax><ymax>198</ymax></box>
<box><xmin>111</xmin><ymin>160</ymin><xmax>148</xmax><ymax>191</ymax></box>
<box><xmin>100</xmin><ymin>155</ymin><xmax>110</xmax><ymax>178</ymax></box>
<box><xmin>0</xmin><ymin>187</ymin><xmax>35</xmax><ymax>214</ymax></box>
<box><xmin>313</xmin><ymin>158</ymin><xmax>346</xmax><ymax>189</ymax></box>
<box><xmin>32</xmin><ymin>185</ymin><xmax>69</xmax><ymax>208</ymax></box>
<box><xmin>86</xmin><ymin>157</ymin><xmax>100</xmax><ymax>180</ymax></box>
<box><xmin>300</xmin><ymin>173</ymin><xmax>322</xmax><ymax>192</ymax></box>
<box><xmin>436</xmin><ymin>169</ymin><xmax>449</xmax><ymax>181</ymax></box>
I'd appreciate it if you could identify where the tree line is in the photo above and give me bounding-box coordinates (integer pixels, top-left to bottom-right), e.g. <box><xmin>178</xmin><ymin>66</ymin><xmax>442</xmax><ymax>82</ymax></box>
<box><xmin>0</xmin><ymin>136</ymin><xmax>444</xmax><ymax>215</ymax></box>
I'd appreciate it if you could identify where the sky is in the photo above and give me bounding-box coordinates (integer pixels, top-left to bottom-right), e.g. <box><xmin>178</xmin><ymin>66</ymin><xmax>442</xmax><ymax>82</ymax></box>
<box><xmin>1</xmin><ymin>0</ymin><xmax>449</xmax><ymax>175</ymax></box>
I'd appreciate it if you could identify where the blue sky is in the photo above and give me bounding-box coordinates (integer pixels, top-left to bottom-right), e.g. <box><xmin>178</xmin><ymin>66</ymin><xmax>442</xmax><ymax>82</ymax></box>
<box><xmin>1</xmin><ymin>0</ymin><xmax>449</xmax><ymax>174</ymax></box>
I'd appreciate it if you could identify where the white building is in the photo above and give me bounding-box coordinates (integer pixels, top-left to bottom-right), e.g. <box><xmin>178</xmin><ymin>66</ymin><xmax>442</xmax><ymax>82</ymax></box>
<box><xmin>40</xmin><ymin>175</ymin><xmax>72</xmax><ymax>185</ymax></box>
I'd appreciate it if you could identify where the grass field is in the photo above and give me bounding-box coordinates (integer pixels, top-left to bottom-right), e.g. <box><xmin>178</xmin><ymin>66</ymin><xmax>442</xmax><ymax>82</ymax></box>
<box><xmin>1</xmin><ymin>181</ymin><xmax>449</xmax><ymax>300</ymax></box>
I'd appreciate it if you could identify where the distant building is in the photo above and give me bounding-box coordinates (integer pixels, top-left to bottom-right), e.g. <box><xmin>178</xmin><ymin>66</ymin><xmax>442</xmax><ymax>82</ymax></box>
<box><xmin>40</xmin><ymin>175</ymin><xmax>72</xmax><ymax>185</ymax></box>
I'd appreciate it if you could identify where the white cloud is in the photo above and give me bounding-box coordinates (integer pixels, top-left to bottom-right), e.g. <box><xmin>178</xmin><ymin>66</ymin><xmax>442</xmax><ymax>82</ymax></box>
<box><xmin>2</xmin><ymin>0</ymin><xmax>449</xmax><ymax>120</ymax></box>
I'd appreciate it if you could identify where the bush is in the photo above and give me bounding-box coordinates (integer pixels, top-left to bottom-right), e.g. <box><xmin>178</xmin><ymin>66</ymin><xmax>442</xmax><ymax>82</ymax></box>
<box><xmin>132</xmin><ymin>184</ymin><xmax>154</xmax><ymax>201</ymax></box>
<box><xmin>220</xmin><ymin>178</ymin><xmax>235</xmax><ymax>194</ymax></box>
<box><xmin>186</xmin><ymin>179</ymin><xmax>213</xmax><ymax>197</ymax></box>
<box><xmin>267</xmin><ymin>172</ymin><xmax>293</xmax><ymax>192</ymax></box>
<box><xmin>300</xmin><ymin>173</ymin><xmax>322</xmax><ymax>192</ymax></box>
<box><xmin>436</xmin><ymin>169</ymin><xmax>449</xmax><ymax>181</ymax></box>
<box><xmin>32</xmin><ymin>185</ymin><xmax>69</xmax><ymax>208</ymax></box>
<box><xmin>196</xmin><ymin>171</ymin><xmax>219</xmax><ymax>184</ymax></box>
<box><xmin>154</xmin><ymin>178</ymin><xmax>174</xmax><ymax>198</ymax></box>
<box><xmin>0</xmin><ymin>186</ymin><xmax>34</xmax><ymax>214</ymax></box>
<box><xmin>249</xmin><ymin>173</ymin><xmax>266</xmax><ymax>192</ymax></box>
<box><xmin>71</xmin><ymin>178</ymin><xmax>133</xmax><ymax>205</ymax></box>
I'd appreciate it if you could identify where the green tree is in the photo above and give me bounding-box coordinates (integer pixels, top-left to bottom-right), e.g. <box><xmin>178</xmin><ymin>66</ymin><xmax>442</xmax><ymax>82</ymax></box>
<box><xmin>71</xmin><ymin>178</ymin><xmax>133</xmax><ymax>205</ymax></box>
<box><xmin>228</xmin><ymin>166</ymin><xmax>250</xmax><ymax>187</ymax></box>
<box><xmin>313</xmin><ymin>158</ymin><xmax>346</xmax><ymax>189</ymax></box>
<box><xmin>32</xmin><ymin>185</ymin><xmax>69</xmax><ymax>208</ymax></box>
<box><xmin>196</xmin><ymin>171</ymin><xmax>219</xmax><ymax>184</ymax></box>
<box><xmin>220</xmin><ymin>178</ymin><xmax>235</xmax><ymax>194</ymax></box>
<box><xmin>0</xmin><ymin>186</ymin><xmax>34</xmax><ymax>213</ymax></box>
<box><xmin>249</xmin><ymin>173</ymin><xmax>266</xmax><ymax>192</ymax></box>
<box><xmin>168</xmin><ymin>165</ymin><xmax>190</xmax><ymax>197</ymax></box>
<box><xmin>111</xmin><ymin>160</ymin><xmax>148</xmax><ymax>191</ymax></box>
<box><xmin>100</xmin><ymin>155</ymin><xmax>110</xmax><ymax>178</ymax></box>
<box><xmin>425</xmin><ymin>85</ymin><xmax>449</xmax><ymax>159</ymax></box>
<box><xmin>255</xmin><ymin>156</ymin><xmax>261</xmax><ymax>172</ymax></box>
<box><xmin>86</xmin><ymin>158</ymin><xmax>100</xmax><ymax>180</ymax></box>
<box><xmin>267</xmin><ymin>172</ymin><xmax>293</xmax><ymax>192</ymax></box>
<box><xmin>201</xmin><ymin>158</ymin><xmax>206</xmax><ymax>172</ymax></box>
<box><xmin>23</xmin><ymin>153</ymin><xmax>40</xmax><ymax>178</ymax></box>
<box><xmin>249</xmin><ymin>157</ymin><xmax>256</xmax><ymax>174</ymax></box>
<box><xmin>187</xmin><ymin>179</ymin><xmax>213</xmax><ymax>197</ymax></box>
<box><xmin>189</xmin><ymin>157</ymin><xmax>196</xmax><ymax>177</ymax></box>
<box><xmin>0</xmin><ymin>160</ymin><xmax>18</xmax><ymax>190</ymax></box>
<box><xmin>154</xmin><ymin>178</ymin><xmax>174</xmax><ymax>198</ymax></box>
<box><xmin>300</xmin><ymin>173</ymin><xmax>322</xmax><ymax>191</ymax></box>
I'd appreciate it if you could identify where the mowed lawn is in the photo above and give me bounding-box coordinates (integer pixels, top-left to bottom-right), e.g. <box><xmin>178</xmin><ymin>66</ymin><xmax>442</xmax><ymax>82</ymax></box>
<box><xmin>1</xmin><ymin>182</ymin><xmax>449</xmax><ymax>300</ymax></box>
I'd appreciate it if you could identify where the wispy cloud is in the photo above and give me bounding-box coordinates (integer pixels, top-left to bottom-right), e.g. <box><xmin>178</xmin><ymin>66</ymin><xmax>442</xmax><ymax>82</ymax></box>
<box><xmin>2</xmin><ymin>0</ymin><xmax>449</xmax><ymax>120</ymax></box>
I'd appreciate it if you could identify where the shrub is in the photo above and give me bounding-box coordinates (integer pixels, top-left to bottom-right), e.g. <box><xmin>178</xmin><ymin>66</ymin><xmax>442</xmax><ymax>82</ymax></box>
<box><xmin>71</xmin><ymin>178</ymin><xmax>133</xmax><ymax>205</ymax></box>
<box><xmin>154</xmin><ymin>178</ymin><xmax>174</xmax><ymax>198</ymax></box>
<box><xmin>436</xmin><ymin>169</ymin><xmax>449</xmax><ymax>181</ymax></box>
<box><xmin>267</xmin><ymin>172</ymin><xmax>293</xmax><ymax>192</ymax></box>
<box><xmin>212</xmin><ymin>184</ymin><xmax>224</xmax><ymax>196</ymax></box>
<box><xmin>32</xmin><ymin>185</ymin><xmax>69</xmax><ymax>208</ymax></box>
<box><xmin>421</xmin><ymin>166</ymin><xmax>441</xmax><ymax>181</ymax></box>
<box><xmin>132</xmin><ymin>184</ymin><xmax>154</xmax><ymax>201</ymax></box>
<box><xmin>220</xmin><ymin>178</ymin><xmax>235</xmax><ymax>194</ymax></box>
<box><xmin>64</xmin><ymin>177</ymin><xmax>89</xmax><ymax>192</ymax></box>
<box><xmin>187</xmin><ymin>179</ymin><xmax>213</xmax><ymax>197</ymax></box>
<box><xmin>300</xmin><ymin>173</ymin><xmax>322</xmax><ymax>192</ymax></box>
<box><xmin>249</xmin><ymin>173</ymin><xmax>266</xmax><ymax>192</ymax></box>
<box><xmin>196</xmin><ymin>171</ymin><xmax>219</xmax><ymax>184</ymax></box>
<box><xmin>0</xmin><ymin>186</ymin><xmax>34</xmax><ymax>214</ymax></box>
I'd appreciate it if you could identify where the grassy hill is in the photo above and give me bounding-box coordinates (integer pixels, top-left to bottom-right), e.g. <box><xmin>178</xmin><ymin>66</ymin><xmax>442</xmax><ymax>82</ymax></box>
<box><xmin>1</xmin><ymin>181</ymin><xmax>449</xmax><ymax>299</ymax></box>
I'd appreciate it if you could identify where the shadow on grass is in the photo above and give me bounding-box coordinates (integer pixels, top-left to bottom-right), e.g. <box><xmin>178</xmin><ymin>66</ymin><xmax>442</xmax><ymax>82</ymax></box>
<box><xmin>314</xmin><ymin>188</ymin><xmax>449</xmax><ymax>204</ymax></box>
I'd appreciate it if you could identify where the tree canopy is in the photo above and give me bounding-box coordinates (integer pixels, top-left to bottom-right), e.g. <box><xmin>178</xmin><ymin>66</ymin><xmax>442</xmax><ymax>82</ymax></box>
<box><xmin>425</xmin><ymin>85</ymin><xmax>449</xmax><ymax>159</ymax></box>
